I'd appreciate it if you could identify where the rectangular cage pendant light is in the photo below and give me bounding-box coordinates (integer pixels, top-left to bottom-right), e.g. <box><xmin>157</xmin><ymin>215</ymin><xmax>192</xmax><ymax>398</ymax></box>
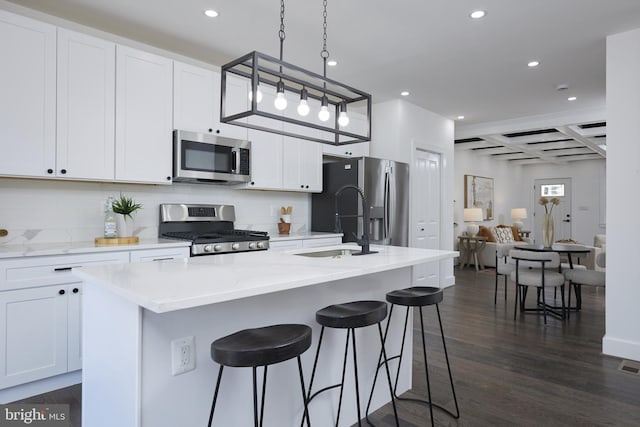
<box><xmin>220</xmin><ymin>51</ymin><xmax>371</xmax><ymax>145</ymax></box>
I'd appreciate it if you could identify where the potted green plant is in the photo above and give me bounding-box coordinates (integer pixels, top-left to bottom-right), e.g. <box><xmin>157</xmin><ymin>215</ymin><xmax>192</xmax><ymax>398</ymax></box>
<box><xmin>111</xmin><ymin>194</ymin><xmax>142</xmax><ymax>237</ymax></box>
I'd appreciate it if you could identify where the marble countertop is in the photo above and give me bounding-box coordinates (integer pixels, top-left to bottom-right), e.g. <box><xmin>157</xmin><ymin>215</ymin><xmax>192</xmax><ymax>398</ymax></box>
<box><xmin>269</xmin><ymin>232</ymin><xmax>343</xmax><ymax>242</ymax></box>
<box><xmin>75</xmin><ymin>244</ymin><xmax>458</xmax><ymax>314</ymax></box>
<box><xmin>0</xmin><ymin>238</ymin><xmax>191</xmax><ymax>259</ymax></box>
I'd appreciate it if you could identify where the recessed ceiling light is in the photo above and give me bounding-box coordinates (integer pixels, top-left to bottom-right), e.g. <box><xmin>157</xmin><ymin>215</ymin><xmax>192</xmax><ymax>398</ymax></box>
<box><xmin>457</xmin><ymin>115</ymin><xmax>465</xmax><ymax>120</ymax></box>
<box><xmin>470</xmin><ymin>10</ymin><xmax>486</xmax><ymax>19</ymax></box>
<box><xmin>568</xmin><ymin>96</ymin><xmax>577</xmax><ymax>101</ymax></box>
<box><xmin>528</xmin><ymin>61</ymin><xmax>540</xmax><ymax>68</ymax></box>
<box><xmin>400</xmin><ymin>91</ymin><xmax>410</xmax><ymax>96</ymax></box>
<box><xmin>204</xmin><ymin>9</ymin><xmax>219</xmax><ymax>18</ymax></box>
<box><xmin>327</xmin><ymin>59</ymin><xmax>337</xmax><ymax>67</ymax></box>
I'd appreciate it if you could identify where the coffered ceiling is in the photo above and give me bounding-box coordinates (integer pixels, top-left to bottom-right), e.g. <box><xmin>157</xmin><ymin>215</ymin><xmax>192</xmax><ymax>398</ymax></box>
<box><xmin>4</xmin><ymin>0</ymin><xmax>640</xmax><ymax>163</ymax></box>
<box><xmin>455</xmin><ymin>121</ymin><xmax>606</xmax><ymax>165</ymax></box>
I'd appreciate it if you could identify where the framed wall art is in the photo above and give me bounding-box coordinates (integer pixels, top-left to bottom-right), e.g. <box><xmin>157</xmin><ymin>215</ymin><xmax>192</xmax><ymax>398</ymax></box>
<box><xmin>464</xmin><ymin>175</ymin><xmax>494</xmax><ymax>220</ymax></box>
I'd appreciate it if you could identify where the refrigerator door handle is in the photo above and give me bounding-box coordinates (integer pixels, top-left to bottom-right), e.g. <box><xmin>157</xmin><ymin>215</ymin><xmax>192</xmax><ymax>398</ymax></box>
<box><xmin>384</xmin><ymin>170</ymin><xmax>391</xmax><ymax>241</ymax></box>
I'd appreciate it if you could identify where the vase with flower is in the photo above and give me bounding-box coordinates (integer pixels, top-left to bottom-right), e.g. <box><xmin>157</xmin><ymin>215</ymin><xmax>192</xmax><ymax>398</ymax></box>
<box><xmin>538</xmin><ymin>196</ymin><xmax>560</xmax><ymax>247</ymax></box>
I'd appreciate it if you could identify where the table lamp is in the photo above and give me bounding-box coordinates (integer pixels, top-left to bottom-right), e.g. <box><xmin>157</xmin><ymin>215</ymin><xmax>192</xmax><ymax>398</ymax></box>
<box><xmin>511</xmin><ymin>208</ymin><xmax>528</xmax><ymax>230</ymax></box>
<box><xmin>463</xmin><ymin>208</ymin><xmax>483</xmax><ymax>236</ymax></box>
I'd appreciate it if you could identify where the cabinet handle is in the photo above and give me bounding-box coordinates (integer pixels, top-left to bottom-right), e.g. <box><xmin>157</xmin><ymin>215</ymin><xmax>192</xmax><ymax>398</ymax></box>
<box><xmin>152</xmin><ymin>258</ymin><xmax>173</xmax><ymax>262</ymax></box>
<box><xmin>305</xmin><ymin>185</ymin><xmax>309</xmax><ymax>189</ymax></box>
<box><xmin>216</xmin><ymin>129</ymin><xmax>221</xmax><ymax>134</ymax></box>
<box><xmin>47</xmin><ymin>169</ymin><xmax>53</xmax><ymax>174</ymax></box>
<box><xmin>72</xmin><ymin>288</ymin><xmax>79</xmax><ymax>294</ymax></box>
<box><xmin>208</xmin><ymin>128</ymin><xmax>213</xmax><ymax>133</ymax></box>
<box><xmin>59</xmin><ymin>289</ymin><xmax>66</xmax><ymax>295</ymax></box>
<box><xmin>60</xmin><ymin>169</ymin><xmax>67</xmax><ymax>174</ymax></box>
<box><xmin>166</xmin><ymin>176</ymin><xmax>171</xmax><ymax>181</ymax></box>
<box><xmin>251</xmin><ymin>181</ymin><xmax>255</xmax><ymax>185</ymax></box>
<box><xmin>54</xmin><ymin>266</ymin><xmax>80</xmax><ymax>272</ymax></box>
<box><xmin>300</xmin><ymin>185</ymin><xmax>304</xmax><ymax>188</ymax></box>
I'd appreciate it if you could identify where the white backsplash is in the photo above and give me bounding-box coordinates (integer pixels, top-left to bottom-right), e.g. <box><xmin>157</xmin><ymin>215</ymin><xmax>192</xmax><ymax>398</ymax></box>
<box><xmin>0</xmin><ymin>178</ymin><xmax>310</xmax><ymax>245</ymax></box>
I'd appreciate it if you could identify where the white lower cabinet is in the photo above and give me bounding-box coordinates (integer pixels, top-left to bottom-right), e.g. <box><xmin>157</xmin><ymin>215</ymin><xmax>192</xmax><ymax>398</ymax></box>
<box><xmin>269</xmin><ymin>236</ymin><xmax>342</xmax><ymax>251</ymax></box>
<box><xmin>129</xmin><ymin>247</ymin><xmax>190</xmax><ymax>262</ymax></box>
<box><xmin>0</xmin><ymin>245</ymin><xmax>188</xmax><ymax>391</ymax></box>
<box><xmin>0</xmin><ymin>284</ymin><xmax>72</xmax><ymax>389</ymax></box>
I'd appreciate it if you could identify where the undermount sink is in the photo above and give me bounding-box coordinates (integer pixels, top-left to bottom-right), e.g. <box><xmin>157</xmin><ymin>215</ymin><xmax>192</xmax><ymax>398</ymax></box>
<box><xmin>293</xmin><ymin>248</ymin><xmax>361</xmax><ymax>258</ymax></box>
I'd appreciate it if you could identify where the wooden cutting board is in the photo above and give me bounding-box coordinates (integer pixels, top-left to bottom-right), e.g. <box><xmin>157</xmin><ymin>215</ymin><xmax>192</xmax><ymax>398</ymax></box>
<box><xmin>94</xmin><ymin>236</ymin><xmax>139</xmax><ymax>245</ymax></box>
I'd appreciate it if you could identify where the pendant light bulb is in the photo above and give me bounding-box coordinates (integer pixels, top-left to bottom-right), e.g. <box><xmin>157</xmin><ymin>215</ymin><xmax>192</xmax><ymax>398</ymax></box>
<box><xmin>274</xmin><ymin>81</ymin><xmax>287</xmax><ymax>111</ymax></box>
<box><xmin>338</xmin><ymin>103</ymin><xmax>349</xmax><ymax>127</ymax></box>
<box><xmin>318</xmin><ymin>95</ymin><xmax>330</xmax><ymax>122</ymax></box>
<box><xmin>297</xmin><ymin>87</ymin><xmax>310</xmax><ymax>116</ymax></box>
<box><xmin>248</xmin><ymin>85</ymin><xmax>263</xmax><ymax>104</ymax></box>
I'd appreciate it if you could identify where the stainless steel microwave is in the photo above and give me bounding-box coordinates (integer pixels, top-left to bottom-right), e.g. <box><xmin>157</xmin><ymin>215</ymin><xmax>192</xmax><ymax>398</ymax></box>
<box><xmin>173</xmin><ymin>130</ymin><xmax>251</xmax><ymax>184</ymax></box>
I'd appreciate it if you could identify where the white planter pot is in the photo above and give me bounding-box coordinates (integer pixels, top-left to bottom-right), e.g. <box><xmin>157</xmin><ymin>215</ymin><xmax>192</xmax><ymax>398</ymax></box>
<box><xmin>116</xmin><ymin>215</ymin><xmax>134</xmax><ymax>238</ymax></box>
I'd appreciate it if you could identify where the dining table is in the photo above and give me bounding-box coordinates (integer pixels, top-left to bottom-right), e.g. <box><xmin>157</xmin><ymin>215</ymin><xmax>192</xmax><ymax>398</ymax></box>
<box><xmin>513</xmin><ymin>243</ymin><xmax>592</xmax><ymax>313</ymax></box>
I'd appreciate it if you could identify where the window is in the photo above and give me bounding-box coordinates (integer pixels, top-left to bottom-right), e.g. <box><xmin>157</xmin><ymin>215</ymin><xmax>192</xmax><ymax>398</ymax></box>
<box><xmin>540</xmin><ymin>184</ymin><xmax>565</xmax><ymax>197</ymax></box>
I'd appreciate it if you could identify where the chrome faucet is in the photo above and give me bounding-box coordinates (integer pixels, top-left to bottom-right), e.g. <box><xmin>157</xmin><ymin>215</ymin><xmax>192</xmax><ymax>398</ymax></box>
<box><xmin>334</xmin><ymin>185</ymin><xmax>376</xmax><ymax>255</ymax></box>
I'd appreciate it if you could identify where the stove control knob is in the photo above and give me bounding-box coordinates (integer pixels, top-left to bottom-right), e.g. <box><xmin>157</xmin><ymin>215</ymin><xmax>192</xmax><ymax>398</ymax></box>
<box><xmin>213</xmin><ymin>244</ymin><xmax>223</xmax><ymax>252</ymax></box>
<box><xmin>257</xmin><ymin>242</ymin><xmax>266</xmax><ymax>249</ymax></box>
<box><xmin>248</xmin><ymin>242</ymin><xmax>256</xmax><ymax>249</ymax></box>
<box><xmin>231</xmin><ymin>243</ymin><xmax>240</xmax><ymax>250</ymax></box>
<box><xmin>204</xmin><ymin>245</ymin><xmax>213</xmax><ymax>253</ymax></box>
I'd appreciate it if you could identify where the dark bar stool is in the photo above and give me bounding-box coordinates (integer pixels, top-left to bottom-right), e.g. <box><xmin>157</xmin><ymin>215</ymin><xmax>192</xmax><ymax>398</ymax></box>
<box><xmin>305</xmin><ymin>300</ymin><xmax>399</xmax><ymax>427</ymax></box>
<box><xmin>208</xmin><ymin>324</ymin><xmax>312</xmax><ymax>427</ymax></box>
<box><xmin>366</xmin><ymin>287</ymin><xmax>459</xmax><ymax>427</ymax></box>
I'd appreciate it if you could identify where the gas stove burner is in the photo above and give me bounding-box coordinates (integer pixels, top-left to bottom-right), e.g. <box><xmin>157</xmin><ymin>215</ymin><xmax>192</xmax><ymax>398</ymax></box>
<box><xmin>158</xmin><ymin>204</ymin><xmax>270</xmax><ymax>256</ymax></box>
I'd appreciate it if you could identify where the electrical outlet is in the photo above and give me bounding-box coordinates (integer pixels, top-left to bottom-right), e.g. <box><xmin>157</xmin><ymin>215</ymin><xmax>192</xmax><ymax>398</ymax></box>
<box><xmin>171</xmin><ymin>336</ymin><xmax>195</xmax><ymax>375</ymax></box>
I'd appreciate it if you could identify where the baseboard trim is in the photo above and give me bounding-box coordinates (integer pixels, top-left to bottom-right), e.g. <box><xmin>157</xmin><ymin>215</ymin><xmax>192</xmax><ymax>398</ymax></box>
<box><xmin>602</xmin><ymin>335</ymin><xmax>640</xmax><ymax>363</ymax></box>
<box><xmin>0</xmin><ymin>371</ymin><xmax>81</xmax><ymax>404</ymax></box>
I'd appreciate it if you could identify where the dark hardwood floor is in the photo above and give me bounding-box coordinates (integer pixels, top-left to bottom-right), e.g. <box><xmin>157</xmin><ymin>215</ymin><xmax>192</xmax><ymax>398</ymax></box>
<box><xmin>366</xmin><ymin>266</ymin><xmax>640</xmax><ymax>427</ymax></box>
<box><xmin>13</xmin><ymin>266</ymin><xmax>639</xmax><ymax>426</ymax></box>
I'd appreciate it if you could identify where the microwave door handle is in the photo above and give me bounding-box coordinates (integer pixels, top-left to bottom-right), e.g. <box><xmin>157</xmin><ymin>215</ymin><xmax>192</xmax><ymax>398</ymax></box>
<box><xmin>231</xmin><ymin>149</ymin><xmax>238</xmax><ymax>173</ymax></box>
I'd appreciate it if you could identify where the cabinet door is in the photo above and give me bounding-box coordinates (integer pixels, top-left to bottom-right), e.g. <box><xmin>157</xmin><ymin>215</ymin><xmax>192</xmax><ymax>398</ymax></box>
<box><xmin>245</xmin><ymin>85</ymin><xmax>284</xmax><ymax>190</ymax></box>
<box><xmin>57</xmin><ymin>29</ymin><xmax>116</xmax><ymax>180</ymax></box>
<box><xmin>67</xmin><ymin>284</ymin><xmax>82</xmax><ymax>372</ymax></box>
<box><xmin>0</xmin><ymin>286</ymin><xmax>68</xmax><ymax>389</ymax></box>
<box><xmin>0</xmin><ymin>10</ymin><xmax>56</xmax><ymax>178</ymax></box>
<box><xmin>269</xmin><ymin>240</ymin><xmax>303</xmax><ymax>251</ymax></box>
<box><xmin>322</xmin><ymin>141</ymin><xmax>370</xmax><ymax>159</ymax></box>
<box><xmin>115</xmin><ymin>45</ymin><xmax>173</xmax><ymax>184</ymax></box>
<box><xmin>302</xmin><ymin>237</ymin><xmax>343</xmax><ymax>248</ymax></box>
<box><xmin>173</xmin><ymin>62</ymin><xmax>217</xmax><ymax>134</ymax></box>
<box><xmin>216</xmin><ymin>71</ymin><xmax>249</xmax><ymax>139</ymax></box>
<box><xmin>283</xmin><ymin>139</ymin><xmax>323</xmax><ymax>192</ymax></box>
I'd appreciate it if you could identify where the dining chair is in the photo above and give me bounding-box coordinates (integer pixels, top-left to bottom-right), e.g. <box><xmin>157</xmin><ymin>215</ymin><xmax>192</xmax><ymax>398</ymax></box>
<box><xmin>563</xmin><ymin>252</ymin><xmax>606</xmax><ymax>318</ymax></box>
<box><xmin>509</xmin><ymin>250</ymin><xmax>566</xmax><ymax>324</ymax></box>
<box><xmin>495</xmin><ymin>246</ymin><xmax>514</xmax><ymax>304</ymax></box>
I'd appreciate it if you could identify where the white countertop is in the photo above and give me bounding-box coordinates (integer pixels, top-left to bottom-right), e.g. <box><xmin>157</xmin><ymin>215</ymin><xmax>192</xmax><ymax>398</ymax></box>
<box><xmin>269</xmin><ymin>232</ymin><xmax>343</xmax><ymax>242</ymax></box>
<box><xmin>76</xmin><ymin>244</ymin><xmax>457</xmax><ymax>314</ymax></box>
<box><xmin>0</xmin><ymin>238</ymin><xmax>191</xmax><ymax>259</ymax></box>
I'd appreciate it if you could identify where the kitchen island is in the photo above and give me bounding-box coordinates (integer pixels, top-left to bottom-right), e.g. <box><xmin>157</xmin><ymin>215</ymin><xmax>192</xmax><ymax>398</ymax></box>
<box><xmin>76</xmin><ymin>244</ymin><xmax>457</xmax><ymax>427</ymax></box>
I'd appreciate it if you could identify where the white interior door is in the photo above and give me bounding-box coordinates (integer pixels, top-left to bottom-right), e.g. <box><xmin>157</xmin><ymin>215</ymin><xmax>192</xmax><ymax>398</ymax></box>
<box><xmin>534</xmin><ymin>178</ymin><xmax>572</xmax><ymax>244</ymax></box>
<box><xmin>413</xmin><ymin>149</ymin><xmax>441</xmax><ymax>286</ymax></box>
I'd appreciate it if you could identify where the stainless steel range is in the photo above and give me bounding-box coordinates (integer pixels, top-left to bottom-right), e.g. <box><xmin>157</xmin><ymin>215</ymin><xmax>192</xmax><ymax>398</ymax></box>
<box><xmin>159</xmin><ymin>204</ymin><xmax>269</xmax><ymax>256</ymax></box>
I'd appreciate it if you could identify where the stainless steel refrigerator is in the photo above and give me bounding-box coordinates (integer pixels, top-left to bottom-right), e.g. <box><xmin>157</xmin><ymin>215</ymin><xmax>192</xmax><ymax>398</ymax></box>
<box><xmin>312</xmin><ymin>157</ymin><xmax>409</xmax><ymax>246</ymax></box>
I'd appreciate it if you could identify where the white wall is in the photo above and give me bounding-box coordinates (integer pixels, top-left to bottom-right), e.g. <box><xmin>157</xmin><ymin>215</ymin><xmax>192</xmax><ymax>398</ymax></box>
<box><xmin>371</xmin><ymin>99</ymin><xmax>455</xmax><ymax>286</ymax></box>
<box><xmin>455</xmin><ymin>149</ymin><xmax>605</xmax><ymax>245</ymax></box>
<box><xmin>0</xmin><ymin>178</ymin><xmax>309</xmax><ymax>245</ymax></box>
<box><xmin>603</xmin><ymin>27</ymin><xmax>640</xmax><ymax>361</ymax></box>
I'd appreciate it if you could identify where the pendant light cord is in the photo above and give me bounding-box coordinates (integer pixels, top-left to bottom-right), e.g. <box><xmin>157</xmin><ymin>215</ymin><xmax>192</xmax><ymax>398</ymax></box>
<box><xmin>321</xmin><ymin>0</ymin><xmax>329</xmax><ymax>85</ymax></box>
<box><xmin>279</xmin><ymin>0</ymin><xmax>286</xmax><ymax>62</ymax></box>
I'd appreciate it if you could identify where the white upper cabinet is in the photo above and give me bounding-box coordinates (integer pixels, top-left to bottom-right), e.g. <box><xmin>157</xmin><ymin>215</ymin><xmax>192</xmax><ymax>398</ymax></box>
<box><xmin>216</xmin><ymin>71</ymin><xmax>249</xmax><ymax>139</ymax></box>
<box><xmin>0</xmin><ymin>10</ymin><xmax>56</xmax><ymax>178</ymax></box>
<box><xmin>115</xmin><ymin>45</ymin><xmax>173</xmax><ymax>184</ymax></box>
<box><xmin>173</xmin><ymin>61</ymin><xmax>217</xmax><ymax>134</ymax></box>
<box><xmin>282</xmin><ymin>138</ymin><xmax>323</xmax><ymax>192</ymax></box>
<box><xmin>57</xmin><ymin>29</ymin><xmax>116</xmax><ymax>180</ymax></box>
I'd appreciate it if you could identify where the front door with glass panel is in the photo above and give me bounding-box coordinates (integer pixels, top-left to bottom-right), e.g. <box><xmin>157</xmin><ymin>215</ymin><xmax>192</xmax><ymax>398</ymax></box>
<box><xmin>533</xmin><ymin>178</ymin><xmax>572</xmax><ymax>244</ymax></box>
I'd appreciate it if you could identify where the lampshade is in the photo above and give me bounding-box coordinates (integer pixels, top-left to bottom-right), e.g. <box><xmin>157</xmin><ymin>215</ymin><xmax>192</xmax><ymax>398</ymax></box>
<box><xmin>463</xmin><ymin>208</ymin><xmax>483</xmax><ymax>222</ymax></box>
<box><xmin>511</xmin><ymin>207</ymin><xmax>528</xmax><ymax>230</ymax></box>
<box><xmin>463</xmin><ymin>208</ymin><xmax>483</xmax><ymax>236</ymax></box>
<box><xmin>511</xmin><ymin>208</ymin><xmax>528</xmax><ymax>220</ymax></box>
